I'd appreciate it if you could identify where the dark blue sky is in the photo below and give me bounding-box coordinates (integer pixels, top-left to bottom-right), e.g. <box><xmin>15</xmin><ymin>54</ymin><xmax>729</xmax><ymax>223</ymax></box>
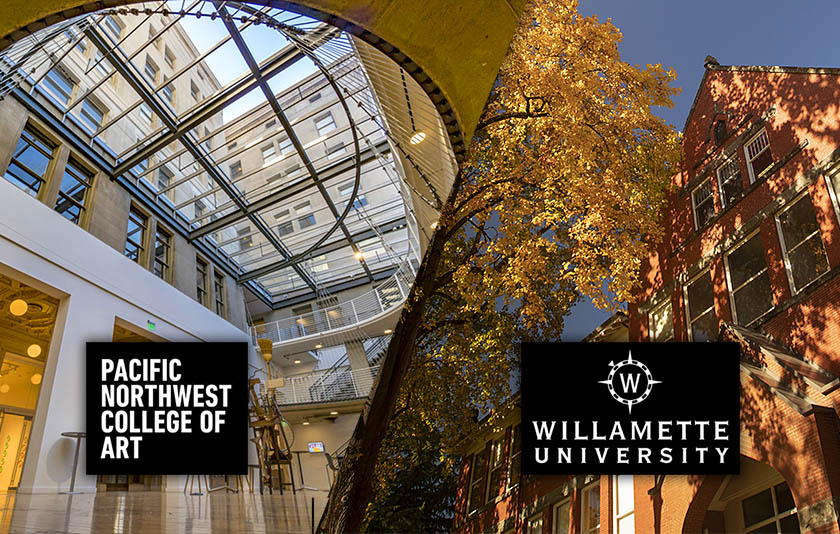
<box><xmin>561</xmin><ymin>0</ymin><xmax>840</xmax><ymax>340</ymax></box>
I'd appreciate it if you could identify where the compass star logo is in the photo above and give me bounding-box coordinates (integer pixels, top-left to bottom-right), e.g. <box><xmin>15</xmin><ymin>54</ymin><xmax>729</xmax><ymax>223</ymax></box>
<box><xmin>597</xmin><ymin>351</ymin><xmax>662</xmax><ymax>414</ymax></box>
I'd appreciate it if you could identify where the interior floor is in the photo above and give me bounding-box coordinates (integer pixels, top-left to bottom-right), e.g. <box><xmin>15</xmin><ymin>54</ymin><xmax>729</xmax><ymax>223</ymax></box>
<box><xmin>0</xmin><ymin>490</ymin><xmax>327</xmax><ymax>533</ymax></box>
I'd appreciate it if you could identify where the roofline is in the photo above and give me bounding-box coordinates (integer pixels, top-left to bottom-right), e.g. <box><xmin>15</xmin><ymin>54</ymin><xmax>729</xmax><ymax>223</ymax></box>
<box><xmin>682</xmin><ymin>62</ymin><xmax>840</xmax><ymax>133</ymax></box>
<box><xmin>581</xmin><ymin>310</ymin><xmax>628</xmax><ymax>342</ymax></box>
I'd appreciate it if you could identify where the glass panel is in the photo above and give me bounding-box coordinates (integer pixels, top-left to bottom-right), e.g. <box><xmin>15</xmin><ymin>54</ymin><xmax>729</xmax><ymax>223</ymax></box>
<box><xmin>649</xmin><ymin>301</ymin><xmax>674</xmax><ymax>342</ymax></box>
<box><xmin>553</xmin><ymin>501</ymin><xmax>570</xmax><ymax>534</ymax></box>
<box><xmin>742</xmin><ymin>488</ymin><xmax>775</xmax><ymax>528</ymax></box>
<box><xmin>778</xmin><ymin>514</ymin><xmax>801</xmax><ymax>533</ymax></box>
<box><xmin>615</xmin><ymin>475</ymin><xmax>634</xmax><ymax>517</ymax></box>
<box><xmin>617</xmin><ymin>515</ymin><xmax>635</xmax><ymax>534</ymax></box>
<box><xmin>788</xmin><ymin>234</ymin><xmax>829</xmax><ymax>290</ymax></box>
<box><xmin>526</xmin><ymin>516</ymin><xmax>543</xmax><ymax>534</ymax></box>
<box><xmin>733</xmin><ymin>272</ymin><xmax>774</xmax><ymax>325</ymax></box>
<box><xmin>54</xmin><ymin>160</ymin><xmax>92</xmax><ymax>224</ymax></box>
<box><xmin>686</xmin><ymin>272</ymin><xmax>714</xmax><ymax>321</ymax></box>
<box><xmin>4</xmin><ymin>127</ymin><xmax>55</xmax><ymax>196</ymax></box>
<box><xmin>718</xmin><ymin>157</ymin><xmax>743</xmax><ymax>208</ymax></box>
<box><xmin>691</xmin><ymin>309</ymin><xmax>718</xmax><ymax>342</ymax></box>
<box><xmin>775</xmin><ymin>482</ymin><xmax>796</xmax><ymax>513</ymax></box>
<box><xmin>779</xmin><ymin>196</ymin><xmax>820</xmax><ymax>249</ymax></box>
<box><xmin>693</xmin><ymin>178</ymin><xmax>716</xmax><ymax>228</ymax></box>
<box><xmin>728</xmin><ymin>234</ymin><xmax>766</xmax><ymax>288</ymax></box>
<box><xmin>583</xmin><ymin>483</ymin><xmax>600</xmax><ymax>533</ymax></box>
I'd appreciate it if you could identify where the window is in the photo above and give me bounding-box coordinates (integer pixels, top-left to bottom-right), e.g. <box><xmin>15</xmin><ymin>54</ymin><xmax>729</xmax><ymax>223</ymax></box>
<box><xmin>4</xmin><ymin>125</ymin><xmax>55</xmax><ymax>197</ymax></box>
<box><xmin>194</xmin><ymin>200</ymin><xmax>206</xmax><ymax>221</ymax></box>
<box><xmin>777</xmin><ymin>195</ymin><xmax>829</xmax><ymax>293</ymax></box>
<box><xmin>161</xmin><ymin>78</ymin><xmax>174</xmax><ymax>104</ymax></box>
<box><xmin>79</xmin><ymin>99</ymin><xmax>105</xmax><ymax>133</ymax></box>
<box><xmin>103</xmin><ymin>16</ymin><xmax>122</xmax><ymax>39</ymax></box>
<box><xmin>156</xmin><ymin>166</ymin><xmax>173</xmax><ymax>193</ymax></box>
<box><xmin>196</xmin><ymin>258</ymin><xmax>208</xmax><ymax>305</ymax></box>
<box><xmin>468</xmin><ymin>449</ymin><xmax>486</xmax><ymax>514</ymax></box>
<box><xmin>613</xmin><ymin>475</ymin><xmax>634</xmax><ymax>534</ymax></box>
<box><xmin>202</xmin><ymin>127</ymin><xmax>212</xmax><ymax>152</ymax></box>
<box><xmin>279</xmin><ymin>137</ymin><xmax>294</xmax><ymax>155</ymax></box>
<box><xmin>93</xmin><ymin>51</ymin><xmax>111</xmax><ymax>77</ymax></box>
<box><xmin>191</xmin><ymin>81</ymin><xmax>201</xmax><ymax>101</ymax></box>
<box><xmin>312</xmin><ymin>254</ymin><xmax>329</xmax><ymax>272</ymax></box>
<box><xmin>64</xmin><ymin>28</ymin><xmax>86</xmax><ymax>53</ymax></box>
<box><xmin>54</xmin><ymin>159</ymin><xmax>93</xmax><ymax>224</ymax></box>
<box><xmin>308</xmin><ymin>92</ymin><xmax>322</xmax><ymax>103</ymax></box>
<box><xmin>148</xmin><ymin>25</ymin><xmax>159</xmax><ymax>48</ymax></box>
<box><xmin>294</xmin><ymin>200</ymin><xmax>311</xmax><ymax>213</ymax></box>
<box><xmin>214</xmin><ymin>272</ymin><xmax>226</xmax><ymax>317</ymax></box>
<box><xmin>265</xmin><ymin>119</ymin><xmax>276</xmax><ymax>129</ymax></box>
<box><xmin>713</xmin><ymin>119</ymin><xmax>727</xmax><ymax>147</ymax></box>
<box><xmin>741</xmin><ymin>482</ymin><xmax>798</xmax><ymax>533</ymax></box>
<box><xmin>275</xmin><ymin>209</ymin><xmax>290</xmax><ymax>220</ymax></box>
<box><xmin>486</xmin><ymin>436</ymin><xmax>505</xmax><ymax>501</ymax></box>
<box><xmin>266</xmin><ymin>173</ymin><xmax>282</xmax><ymax>184</ymax></box>
<box><xmin>153</xmin><ymin>226</ymin><xmax>172</xmax><ymax>280</ymax></box>
<box><xmin>139</xmin><ymin>103</ymin><xmax>153</xmax><ymax>124</ymax></box>
<box><xmin>164</xmin><ymin>46</ymin><xmax>175</xmax><ymax>69</ymax></box>
<box><xmin>717</xmin><ymin>156</ymin><xmax>742</xmax><ymax>209</ymax></box>
<box><xmin>143</xmin><ymin>56</ymin><xmax>158</xmax><ymax>85</ymax></box>
<box><xmin>237</xmin><ymin>225</ymin><xmax>253</xmax><ymax>250</ymax></box>
<box><xmin>298</xmin><ymin>213</ymin><xmax>316</xmax><ymax>229</ymax></box>
<box><xmin>553</xmin><ymin>500</ymin><xmax>571</xmax><ymax>534</ymax></box>
<box><xmin>276</xmin><ymin>221</ymin><xmax>293</xmax><ymax>237</ymax></box>
<box><xmin>326</xmin><ymin>141</ymin><xmax>346</xmax><ymax>159</ymax></box>
<box><xmin>227</xmin><ymin>141</ymin><xmax>237</xmax><ymax>151</ymax></box>
<box><xmin>507</xmin><ymin>424</ymin><xmax>521</xmax><ymax>489</ymax></box>
<box><xmin>685</xmin><ymin>270</ymin><xmax>718</xmax><ymax>342</ymax></box>
<box><xmin>285</xmin><ymin>164</ymin><xmax>301</xmax><ymax>177</ymax></box>
<box><xmin>43</xmin><ymin>68</ymin><xmax>74</xmax><ymax>106</ymax></box>
<box><xmin>745</xmin><ymin>129</ymin><xmax>773</xmax><ymax>182</ymax></box>
<box><xmin>691</xmin><ymin>177</ymin><xmax>716</xmax><ymax>229</ymax></box>
<box><xmin>582</xmin><ymin>481</ymin><xmax>601</xmax><ymax>534</ymax></box>
<box><xmin>648</xmin><ymin>299</ymin><xmax>674</xmax><ymax>342</ymax></box>
<box><xmin>726</xmin><ymin>233</ymin><xmax>774</xmax><ymax>325</ymax></box>
<box><xmin>262</xmin><ymin>144</ymin><xmax>277</xmax><ymax>164</ymax></box>
<box><xmin>338</xmin><ymin>182</ymin><xmax>356</xmax><ymax>197</ymax></box>
<box><xmin>525</xmin><ymin>514</ymin><xmax>543</xmax><ymax>534</ymax></box>
<box><xmin>125</xmin><ymin>207</ymin><xmax>147</xmax><ymax>262</ymax></box>
<box><xmin>349</xmin><ymin>195</ymin><xmax>368</xmax><ymax>211</ymax></box>
<box><xmin>229</xmin><ymin>161</ymin><xmax>243</xmax><ymax>179</ymax></box>
<box><xmin>315</xmin><ymin>112</ymin><xmax>336</xmax><ymax>136</ymax></box>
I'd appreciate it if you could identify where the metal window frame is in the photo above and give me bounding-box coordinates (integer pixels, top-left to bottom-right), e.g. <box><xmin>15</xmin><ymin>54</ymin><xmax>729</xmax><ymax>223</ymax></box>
<box><xmin>125</xmin><ymin>205</ymin><xmax>149</xmax><ymax>263</ymax></box>
<box><xmin>774</xmin><ymin>191</ymin><xmax>830</xmax><ymax>295</ymax></box>
<box><xmin>153</xmin><ymin>224</ymin><xmax>173</xmax><ymax>281</ymax></box>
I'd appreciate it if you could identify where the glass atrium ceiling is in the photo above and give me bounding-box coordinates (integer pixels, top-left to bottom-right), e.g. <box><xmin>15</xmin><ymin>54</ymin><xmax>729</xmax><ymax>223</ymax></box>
<box><xmin>0</xmin><ymin>1</ymin><xmax>420</xmax><ymax>307</ymax></box>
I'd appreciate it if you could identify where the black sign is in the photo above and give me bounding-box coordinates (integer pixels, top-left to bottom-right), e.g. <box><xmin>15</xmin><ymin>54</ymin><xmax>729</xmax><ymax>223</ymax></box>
<box><xmin>521</xmin><ymin>342</ymin><xmax>740</xmax><ymax>475</ymax></box>
<box><xmin>86</xmin><ymin>342</ymin><xmax>248</xmax><ymax>475</ymax></box>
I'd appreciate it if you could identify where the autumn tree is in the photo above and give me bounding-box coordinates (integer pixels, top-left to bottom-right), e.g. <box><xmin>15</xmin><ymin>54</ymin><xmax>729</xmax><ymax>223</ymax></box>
<box><xmin>324</xmin><ymin>0</ymin><xmax>682</xmax><ymax>530</ymax></box>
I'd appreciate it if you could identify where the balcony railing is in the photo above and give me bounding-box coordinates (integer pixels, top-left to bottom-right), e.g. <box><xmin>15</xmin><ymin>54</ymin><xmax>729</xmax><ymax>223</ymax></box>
<box><xmin>263</xmin><ymin>364</ymin><xmax>380</xmax><ymax>405</ymax></box>
<box><xmin>250</xmin><ymin>267</ymin><xmax>415</xmax><ymax>344</ymax></box>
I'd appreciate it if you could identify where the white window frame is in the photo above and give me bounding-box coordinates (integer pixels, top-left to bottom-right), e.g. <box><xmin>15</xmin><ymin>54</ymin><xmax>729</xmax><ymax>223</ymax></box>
<box><xmin>612</xmin><ymin>475</ymin><xmax>635</xmax><ymax>534</ymax></box>
<box><xmin>552</xmin><ymin>498</ymin><xmax>571</xmax><ymax>534</ymax></box>
<box><xmin>716</xmin><ymin>155</ymin><xmax>742</xmax><ymax>209</ymax></box>
<box><xmin>80</xmin><ymin>97</ymin><xmax>105</xmax><ymax>133</ymax></box>
<box><xmin>724</xmin><ymin>231</ymin><xmax>774</xmax><ymax>326</ymax></box>
<box><xmin>485</xmin><ymin>435</ymin><xmax>505</xmax><ymax>502</ymax></box>
<box><xmin>775</xmin><ymin>192</ymin><xmax>830</xmax><ymax>295</ymax></box>
<box><xmin>683</xmin><ymin>269</ymin><xmax>717</xmax><ymax>342</ymax></box>
<box><xmin>825</xmin><ymin>170</ymin><xmax>840</xmax><ymax>229</ymax></box>
<box><xmin>740</xmin><ymin>482</ymin><xmax>798</xmax><ymax>533</ymax></box>
<box><xmin>744</xmin><ymin>128</ymin><xmax>771</xmax><ymax>183</ymax></box>
<box><xmin>648</xmin><ymin>298</ymin><xmax>674</xmax><ymax>342</ymax></box>
<box><xmin>581</xmin><ymin>480</ymin><xmax>601</xmax><ymax>534</ymax></box>
<box><xmin>262</xmin><ymin>144</ymin><xmax>277</xmax><ymax>164</ymax></box>
<box><xmin>279</xmin><ymin>137</ymin><xmax>294</xmax><ymax>155</ymax></box>
<box><xmin>315</xmin><ymin>112</ymin><xmax>337</xmax><ymax>136</ymax></box>
<box><xmin>43</xmin><ymin>67</ymin><xmax>75</xmax><ymax>106</ymax></box>
<box><xmin>690</xmin><ymin>177</ymin><xmax>716</xmax><ymax>230</ymax></box>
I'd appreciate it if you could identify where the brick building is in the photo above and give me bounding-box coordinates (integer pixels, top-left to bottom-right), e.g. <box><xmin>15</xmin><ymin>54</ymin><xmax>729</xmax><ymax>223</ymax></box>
<box><xmin>452</xmin><ymin>59</ymin><xmax>840</xmax><ymax>534</ymax></box>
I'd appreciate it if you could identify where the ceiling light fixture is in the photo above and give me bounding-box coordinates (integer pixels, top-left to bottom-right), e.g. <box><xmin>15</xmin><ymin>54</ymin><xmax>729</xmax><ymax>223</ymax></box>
<box><xmin>9</xmin><ymin>299</ymin><xmax>27</xmax><ymax>316</ymax></box>
<box><xmin>294</xmin><ymin>359</ymin><xmax>301</xmax><ymax>364</ymax></box>
<box><xmin>31</xmin><ymin>374</ymin><xmax>42</xmax><ymax>385</ymax></box>
<box><xmin>315</xmin><ymin>344</ymin><xmax>323</xmax><ymax>349</ymax></box>
<box><xmin>27</xmin><ymin>344</ymin><xmax>41</xmax><ymax>358</ymax></box>
<box><xmin>409</xmin><ymin>131</ymin><xmax>426</xmax><ymax>145</ymax></box>
<box><xmin>330</xmin><ymin>411</ymin><xmax>339</xmax><ymax>415</ymax></box>
<box><xmin>302</xmin><ymin>420</ymin><xmax>310</xmax><ymax>426</ymax></box>
<box><xmin>384</xmin><ymin>329</ymin><xmax>393</xmax><ymax>334</ymax></box>
<box><xmin>0</xmin><ymin>384</ymin><xmax>8</xmax><ymax>394</ymax></box>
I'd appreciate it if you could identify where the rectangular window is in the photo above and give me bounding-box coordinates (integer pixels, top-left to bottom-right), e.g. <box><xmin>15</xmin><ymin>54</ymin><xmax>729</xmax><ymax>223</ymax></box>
<box><xmin>103</xmin><ymin>16</ymin><xmax>122</xmax><ymax>39</ymax></box>
<box><xmin>43</xmin><ymin>68</ymin><xmax>74</xmax><ymax>106</ymax></box>
<box><xmin>553</xmin><ymin>500</ymin><xmax>571</xmax><ymax>534</ymax></box>
<box><xmin>164</xmin><ymin>46</ymin><xmax>176</xmax><ymax>69</ymax></box>
<box><xmin>262</xmin><ymin>144</ymin><xmax>277</xmax><ymax>164</ymax></box>
<box><xmin>338</xmin><ymin>182</ymin><xmax>356</xmax><ymax>197</ymax></box>
<box><xmin>308</xmin><ymin>92</ymin><xmax>321</xmax><ymax>103</ymax></box>
<box><xmin>194</xmin><ymin>199</ymin><xmax>206</xmax><ymax>221</ymax></box>
<box><xmin>349</xmin><ymin>195</ymin><xmax>368</xmax><ymax>211</ymax></box>
<box><xmin>156</xmin><ymin>166</ymin><xmax>173</xmax><ymax>193</ymax></box>
<box><xmin>191</xmin><ymin>81</ymin><xmax>201</xmax><ymax>101</ymax></box>
<box><xmin>161</xmin><ymin>78</ymin><xmax>174</xmax><ymax>104</ymax></box>
<box><xmin>93</xmin><ymin>51</ymin><xmax>111</xmax><ymax>77</ymax></box>
<box><xmin>486</xmin><ymin>436</ymin><xmax>505</xmax><ymax>501</ymax></box>
<box><xmin>468</xmin><ymin>449</ymin><xmax>486</xmax><ymax>514</ymax></box>
<box><xmin>125</xmin><ymin>207</ymin><xmax>147</xmax><ymax>263</ymax></box>
<box><xmin>525</xmin><ymin>514</ymin><xmax>543</xmax><ymax>534</ymax></box>
<box><xmin>741</xmin><ymin>482</ymin><xmax>798</xmax><ymax>533</ymax></box>
<box><xmin>214</xmin><ymin>272</ymin><xmax>226</xmax><ymax>317</ymax></box>
<box><xmin>294</xmin><ymin>200</ymin><xmax>311</xmax><ymax>213</ymax></box>
<box><xmin>139</xmin><ymin>103</ymin><xmax>153</xmax><ymax>124</ymax></box>
<box><xmin>649</xmin><ymin>299</ymin><xmax>674</xmax><ymax>342</ymax></box>
<box><xmin>777</xmin><ymin>194</ymin><xmax>829</xmax><ymax>293</ymax></box>
<box><xmin>64</xmin><ymin>28</ymin><xmax>86</xmax><ymax>53</ymax></box>
<box><xmin>80</xmin><ymin>99</ymin><xmax>105</xmax><ymax>133</ymax></box>
<box><xmin>582</xmin><ymin>481</ymin><xmax>601</xmax><ymax>534</ymax></box>
<box><xmin>685</xmin><ymin>270</ymin><xmax>718</xmax><ymax>342</ymax></box>
<box><xmin>153</xmin><ymin>226</ymin><xmax>172</xmax><ymax>280</ymax></box>
<box><xmin>717</xmin><ymin>156</ymin><xmax>743</xmax><ymax>209</ymax></box>
<box><xmin>265</xmin><ymin>119</ymin><xmax>276</xmax><ymax>129</ymax></box>
<box><xmin>298</xmin><ymin>214</ymin><xmax>316</xmax><ymax>229</ymax></box>
<box><xmin>279</xmin><ymin>137</ymin><xmax>294</xmax><ymax>155</ymax></box>
<box><xmin>196</xmin><ymin>258</ymin><xmax>208</xmax><ymax>305</ymax></box>
<box><xmin>315</xmin><ymin>112</ymin><xmax>337</xmax><ymax>136</ymax></box>
<box><xmin>4</xmin><ymin>125</ymin><xmax>55</xmax><ymax>197</ymax></box>
<box><xmin>613</xmin><ymin>475</ymin><xmax>635</xmax><ymax>534</ymax></box>
<box><xmin>285</xmin><ymin>164</ymin><xmax>301</xmax><ymax>178</ymax></box>
<box><xmin>237</xmin><ymin>225</ymin><xmax>253</xmax><ymax>250</ymax></box>
<box><xmin>312</xmin><ymin>255</ymin><xmax>329</xmax><ymax>272</ymax></box>
<box><xmin>144</xmin><ymin>56</ymin><xmax>158</xmax><ymax>85</ymax></box>
<box><xmin>691</xmin><ymin>177</ymin><xmax>716</xmax><ymax>229</ymax></box>
<box><xmin>726</xmin><ymin>233</ymin><xmax>774</xmax><ymax>325</ymax></box>
<box><xmin>745</xmin><ymin>129</ymin><xmax>774</xmax><ymax>182</ymax></box>
<box><xmin>326</xmin><ymin>141</ymin><xmax>346</xmax><ymax>159</ymax></box>
<box><xmin>276</xmin><ymin>221</ymin><xmax>293</xmax><ymax>237</ymax></box>
<box><xmin>507</xmin><ymin>424</ymin><xmax>521</xmax><ymax>489</ymax></box>
<box><xmin>148</xmin><ymin>25</ymin><xmax>159</xmax><ymax>48</ymax></box>
<box><xmin>229</xmin><ymin>161</ymin><xmax>243</xmax><ymax>179</ymax></box>
<box><xmin>54</xmin><ymin>158</ymin><xmax>93</xmax><ymax>224</ymax></box>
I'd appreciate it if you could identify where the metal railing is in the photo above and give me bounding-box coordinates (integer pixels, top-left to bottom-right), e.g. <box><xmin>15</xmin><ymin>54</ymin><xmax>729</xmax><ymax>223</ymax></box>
<box><xmin>308</xmin><ymin>335</ymin><xmax>390</xmax><ymax>396</ymax></box>
<box><xmin>250</xmin><ymin>268</ymin><xmax>414</xmax><ymax>343</ymax></box>
<box><xmin>264</xmin><ymin>364</ymin><xmax>380</xmax><ymax>405</ymax></box>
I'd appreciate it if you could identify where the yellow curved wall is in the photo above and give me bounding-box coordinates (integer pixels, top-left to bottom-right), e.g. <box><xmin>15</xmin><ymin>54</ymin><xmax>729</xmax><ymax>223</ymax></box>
<box><xmin>0</xmin><ymin>0</ymin><xmax>526</xmax><ymax>143</ymax></box>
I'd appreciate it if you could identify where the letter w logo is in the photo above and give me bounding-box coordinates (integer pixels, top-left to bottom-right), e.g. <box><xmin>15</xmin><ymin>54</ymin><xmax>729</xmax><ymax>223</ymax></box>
<box><xmin>619</xmin><ymin>373</ymin><xmax>641</xmax><ymax>393</ymax></box>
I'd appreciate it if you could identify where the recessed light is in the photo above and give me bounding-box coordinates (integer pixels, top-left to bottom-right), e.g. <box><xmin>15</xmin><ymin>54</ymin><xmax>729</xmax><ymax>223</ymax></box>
<box><xmin>27</xmin><ymin>344</ymin><xmax>41</xmax><ymax>358</ymax></box>
<box><xmin>383</xmin><ymin>329</ymin><xmax>393</xmax><ymax>334</ymax></box>
<box><xmin>0</xmin><ymin>385</ymin><xmax>8</xmax><ymax>394</ymax></box>
<box><xmin>302</xmin><ymin>420</ymin><xmax>310</xmax><ymax>426</ymax></box>
<box><xmin>30</xmin><ymin>374</ymin><xmax>42</xmax><ymax>385</ymax></box>
<box><xmin>294</xmin><ymin>359</ymin><xmax>301</xmax><ymax>364</ymax></box>
<box><xmin>409</xmin><ymin>131</ymin><xmax>426</xmax><ymax>145</ymax></box>
<box><xmin>315</xmin><ymin>344</ymin><xmax>323</xmax><ymax>349</ymax></box>
<box><xmin>330</xmin><ymin>411</ymin><xmax>339</xmax><ymax>415</ymax></box>
<box><xmin>9</xmin><ymin>299</ymin><xmax>27</xmax><ymax>316</ymax></box>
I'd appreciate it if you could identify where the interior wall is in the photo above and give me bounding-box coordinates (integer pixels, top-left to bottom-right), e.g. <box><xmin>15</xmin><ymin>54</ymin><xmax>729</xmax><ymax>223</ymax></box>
<box><xmin>287</xmin><ymin>414</ymin><xmax>357</xmax><ymax>492</ymax></box>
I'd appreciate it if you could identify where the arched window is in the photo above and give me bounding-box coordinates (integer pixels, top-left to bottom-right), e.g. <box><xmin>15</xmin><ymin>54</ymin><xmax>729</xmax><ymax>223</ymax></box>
<box><xmin>714</xmin><ymin>119</ymin><xmax>727</xmax><ymax>146</ymax></box>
